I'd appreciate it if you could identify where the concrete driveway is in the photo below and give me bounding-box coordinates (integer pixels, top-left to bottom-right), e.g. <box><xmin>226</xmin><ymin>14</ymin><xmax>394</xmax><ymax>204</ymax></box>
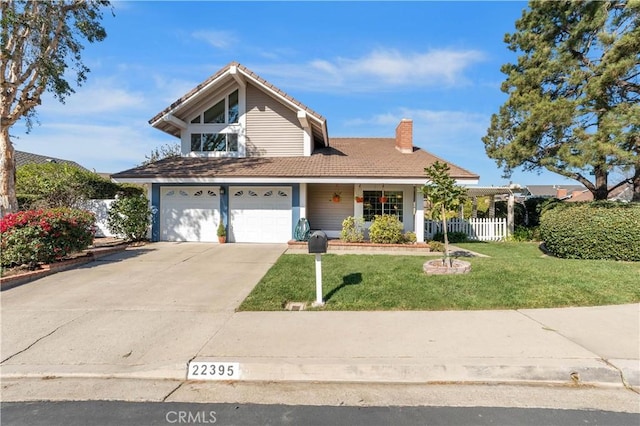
<box><xmin>1</xmin><ymin>242</ymin><xmax>286</xmax><ymax>380</ymax></box>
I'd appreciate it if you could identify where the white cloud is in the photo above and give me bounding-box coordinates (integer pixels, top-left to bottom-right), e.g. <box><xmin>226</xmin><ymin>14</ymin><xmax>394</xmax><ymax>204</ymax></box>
<box><xmin>39</xmin><ymin>79</ymin><xmax>146</xmax><ymax>116</ymax></box>
<box><xmin>256</xmin><ymin>48</ymin><xmax>485</xmax><ymax>92</ymax></box>
<box><xmin>14</xmin><ymin>121</ymin><xmax>174</xmax><ymax>173</ymax></box>
<box><xmin>191</xmin><ymin>30</ymin><xmax>237</xmax><ymax>49</ymax></box>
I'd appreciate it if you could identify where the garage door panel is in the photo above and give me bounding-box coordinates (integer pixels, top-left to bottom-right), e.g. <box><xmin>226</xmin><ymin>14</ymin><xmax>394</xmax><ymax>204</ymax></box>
<box><xmin>160</xmin><ymin>186</ymin><xmax>220</xmax><ymax>242</ymax></box>
<box><xmin>229</xmin><ymin>186</ymin><xmax>292</xmax><ymax>243</ymax></box>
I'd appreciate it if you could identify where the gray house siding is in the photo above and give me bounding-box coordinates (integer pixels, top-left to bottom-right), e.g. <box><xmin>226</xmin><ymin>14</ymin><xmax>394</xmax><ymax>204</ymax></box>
<box><xmin>307</xmin><ymin>184</ymin><xmax>354</xmax><ymax>232</ymax></box>
<box><xmin>246</xmin><ymin>83</ymin><xmax>304</xmax><ymax>157</ymax></box>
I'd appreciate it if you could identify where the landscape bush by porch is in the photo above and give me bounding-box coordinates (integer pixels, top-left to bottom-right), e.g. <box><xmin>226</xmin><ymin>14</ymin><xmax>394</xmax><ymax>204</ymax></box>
<box><xmin>368</xmin><ymin>214</ymin><xmax>404</xmax><ymax>244</ymax></box>
<box><xmin>0</xmin><ymin>208</ymin><xmax>95</xmax><ymax>268</ymax></box>
<box><xmin>106</xmin><ymin>195</ymin><xmax>152</xmax><ymax>242</ymax></box>
<box><xmin>340</xmin><ymin>216</ymin><xmax>365</xmax><ymax>243</ymax></box>
<box><xmin>540</xmin><ymin>202</ymin><xmax>640</xmax><ymax>261</ymax></box>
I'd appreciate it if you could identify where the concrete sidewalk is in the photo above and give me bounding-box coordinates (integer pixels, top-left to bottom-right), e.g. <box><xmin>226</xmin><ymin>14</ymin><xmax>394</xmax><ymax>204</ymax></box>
<box><xmin>1</xmin><ymin>243</ymin><xmax>639</xmax><ymax>403</ymax></box>
<box><xmin>192</xmin><ymin>305</ymin><xmax>639</xmax><ymax>388</ymax></box>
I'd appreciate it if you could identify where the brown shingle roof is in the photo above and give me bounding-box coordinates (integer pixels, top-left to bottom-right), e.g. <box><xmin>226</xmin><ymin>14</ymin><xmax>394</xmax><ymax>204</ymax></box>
<box><xmin>149</xmin><ymin>61</ymin><xmax>325</xmax><ymax>127</ymax></box>
<box><xmin>112</xmin><ymin>138</ymin><xmax>478</xmax><ymax>181</ymax></box>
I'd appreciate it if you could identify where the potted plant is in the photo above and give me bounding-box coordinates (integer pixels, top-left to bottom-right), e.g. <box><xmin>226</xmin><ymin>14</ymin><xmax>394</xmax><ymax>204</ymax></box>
<box><xmin>217</xmin><ymin>221</ymin><xmax>226</xmax><ymax>243</ymax></box>
<box><xmin>355</xmin><ymin>196</ymin><xmax>364</xmax><ymax>203</ymax></box>
<box><xmin>331</xmin><ymin>192</ymin><xmax>342</xmax><ymax>203</ymax></box>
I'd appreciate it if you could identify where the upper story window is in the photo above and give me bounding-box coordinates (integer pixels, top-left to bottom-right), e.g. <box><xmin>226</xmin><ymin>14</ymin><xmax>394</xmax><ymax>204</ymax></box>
<box><xmin>191</xmin><ymin>133</ymin><xmax>238</xmax><ymax>153</ymax></box>
<box><xmin>190</xmin><ymin>90</ymin><xmax>239</xmax><ymax>124</ymax></box>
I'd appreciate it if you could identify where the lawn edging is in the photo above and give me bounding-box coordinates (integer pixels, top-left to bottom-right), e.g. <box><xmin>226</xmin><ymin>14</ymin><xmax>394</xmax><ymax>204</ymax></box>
<box><xmin>0</xmin><ymin>244</ymin><xmax>129</xmax><ymax>291</ymax></box>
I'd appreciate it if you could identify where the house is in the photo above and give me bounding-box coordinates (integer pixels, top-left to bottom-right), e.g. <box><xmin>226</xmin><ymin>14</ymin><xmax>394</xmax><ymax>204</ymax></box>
<box><xmin>112</xmin><ymin>62</ymin><xmax>479</xmax><ymax>244</ymax></box>
<box><xmin>523</xmin><ymin>183</ymin><xmax>633</xmax><ymax>202</ymax></box>
<box><xmin>16</xmin><ymin>150</ymin><xmax>88</xmax><ymax>171</ymax></box>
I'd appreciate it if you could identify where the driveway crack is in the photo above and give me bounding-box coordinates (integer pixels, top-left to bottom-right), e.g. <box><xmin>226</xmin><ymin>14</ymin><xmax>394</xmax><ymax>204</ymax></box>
<box><xmin>1</xmin><ymin>312</ymin><xmax>88</xmax><ymax>364</ymax></box>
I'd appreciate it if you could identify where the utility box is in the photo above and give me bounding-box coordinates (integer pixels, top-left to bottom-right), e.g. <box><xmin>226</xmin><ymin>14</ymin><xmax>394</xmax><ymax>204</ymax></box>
<box><xmin>308</xmin><ymin>231</ymin><xmax>328</xmax><ymax>254</ymax></box>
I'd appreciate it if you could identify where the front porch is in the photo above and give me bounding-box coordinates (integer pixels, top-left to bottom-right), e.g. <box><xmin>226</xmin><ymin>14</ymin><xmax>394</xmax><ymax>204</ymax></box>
<box><xmin>300</xmin><ymin>183</ymin><xmax>426</xmax><ymax>243</ymax></box>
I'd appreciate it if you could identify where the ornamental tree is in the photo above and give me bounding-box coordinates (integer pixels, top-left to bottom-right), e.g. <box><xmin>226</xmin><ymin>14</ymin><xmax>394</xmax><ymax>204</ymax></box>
<box><xmin>422</xmin><ymin>161</ymin><xmax>467</xmax><ymax>267</ymax></box>
<box><xmin>483</xmin><ymin>0</ymin><xmax>639</xmax><ymax>201</ymax></box>
<box><xmin>1</xmin><ymin>0</ymin><xmax>112</xmax><ymax>215</ymax></box>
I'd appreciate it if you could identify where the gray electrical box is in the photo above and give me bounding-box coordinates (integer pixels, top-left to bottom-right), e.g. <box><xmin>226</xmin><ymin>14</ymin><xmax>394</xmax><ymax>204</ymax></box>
<box><xmin>308</xmin><ymin>231</ymin><xmax>328</xmax><ymax>254</ymax></box>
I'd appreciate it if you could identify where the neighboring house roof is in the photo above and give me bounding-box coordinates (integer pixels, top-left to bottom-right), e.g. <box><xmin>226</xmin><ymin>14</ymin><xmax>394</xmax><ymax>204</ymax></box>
<box><xmin>112</xmin><ymin>137</ymin><xmax>479</xmax><ymax>184</ymax></box>
<box><xmin>524</xmin><ymin>184</ymin><xmax>586</xmax><ymax>198</ymax></box>
<box><xmin>566</xmin><ymin>182</ymin><xmax>634</xmax><ymax>202</ymax></box>
<box><xmin>149</xmin><ymin>61</ymin><xmax>328</xmax><ymax>147</ymax></box>
<box><xmin>15</xmin><ymin>150</ymin><xmax>88</xmax><ymax>171</ymax></box>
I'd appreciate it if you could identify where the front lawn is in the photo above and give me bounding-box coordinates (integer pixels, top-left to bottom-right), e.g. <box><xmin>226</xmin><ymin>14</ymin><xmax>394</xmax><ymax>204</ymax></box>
<box><xmin>238</xmin><ymin>242</ymin><xmax>640</xmax><ymax>311</ymax></box>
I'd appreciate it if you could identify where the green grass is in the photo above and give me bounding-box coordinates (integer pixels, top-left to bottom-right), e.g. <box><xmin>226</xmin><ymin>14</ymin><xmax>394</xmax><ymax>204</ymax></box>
<box><xmin>238</xmin><ymin>242</ymin><xmax>640</xmax><ymax>311</ymax></box>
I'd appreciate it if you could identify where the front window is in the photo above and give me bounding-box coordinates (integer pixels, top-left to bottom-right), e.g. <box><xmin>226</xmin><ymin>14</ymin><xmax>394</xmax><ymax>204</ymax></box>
<box><xmin>191</xmin><ymin>133</ymin><xmax>238</xmax><ymax>153</ymax></box>
<box><xmin>363</xmin><ymin>190</ymin><xmax>403</xmax><ymax>222</ymax></box>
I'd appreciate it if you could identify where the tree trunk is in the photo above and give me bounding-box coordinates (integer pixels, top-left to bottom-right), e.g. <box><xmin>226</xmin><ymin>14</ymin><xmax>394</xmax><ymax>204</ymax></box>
<box><xmin>632</xmin><ymin>167</ymin><xmax>640</xmax><ymax>203</ymax></box>
<box><xmin>592</xmin><ymin>165</ymin><xmax>609</xmax><ymax>201</ymax></box>
<box><xmin>441</xmin><ymin>204</ymin><xmax>451</xmax><ymax>267</ymax></box>
<box><xmin>0</xmin><ymin>127</ymin><xmax>18</xmax><ymax>216</ymax></box>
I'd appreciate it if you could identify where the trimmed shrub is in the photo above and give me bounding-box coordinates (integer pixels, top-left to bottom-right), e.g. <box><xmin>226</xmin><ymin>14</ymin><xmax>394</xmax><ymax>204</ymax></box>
<box><xmin>403</xmin><ymin>231</ymin><xmax>417</xmax><ymax>244</ymax></box>
<box><xmin>369</xmin><ymin>214</ymin><xmax>404</xmax><ymax>244</ymax></box>
<box><xmin>509</xmin><ymin>225</ymin><xmax>540</xmax><ymax>242</ymax></box>
<box><xmin>107</xmin><ymin>195</ymin><xmax>151</xmax><ymax>242</ymax></box>
<box><xmin>1</xmin><ymin>208</ymin><xmax>95</xmax><ymax>268</ymax></box>
<box><xmin>340</xmin><ymin>216</ymin><xmax>365</xmax><ymax>243</ymax></box>
<box><xmin>429</xmin><ymin>240</ymin><xmax>445</xmax><ymax>252</ymax></box>
<box><xmin>539</xmin><ymin>202</ymin><xmax>640</xmax><ymax>261</ymax></box>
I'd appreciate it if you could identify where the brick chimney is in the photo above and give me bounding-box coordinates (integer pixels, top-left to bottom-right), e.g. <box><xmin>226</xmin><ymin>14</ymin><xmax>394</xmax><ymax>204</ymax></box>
<box><xmin>395</xmin><ymin>119</ymin><xmax>413</xmax><ymax>154</ymax></box>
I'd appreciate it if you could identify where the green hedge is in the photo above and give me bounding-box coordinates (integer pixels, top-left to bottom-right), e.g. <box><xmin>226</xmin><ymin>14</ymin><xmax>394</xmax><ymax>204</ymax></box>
<box><xmin>1</xmin><ymin>208</ymin><xmax>95</xmax><ymax>268</ymax></box>
<box><xmin>539</xmin><ymin>202</ymin><xmax>640</xmax><ymax>261</ymax></box>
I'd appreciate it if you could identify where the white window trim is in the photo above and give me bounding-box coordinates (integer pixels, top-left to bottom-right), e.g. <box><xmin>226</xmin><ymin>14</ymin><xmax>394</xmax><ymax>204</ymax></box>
<box><xmin>181</xmin><ymin>87</ymin><xmax>246</xmax><ymax>158</ymax></box>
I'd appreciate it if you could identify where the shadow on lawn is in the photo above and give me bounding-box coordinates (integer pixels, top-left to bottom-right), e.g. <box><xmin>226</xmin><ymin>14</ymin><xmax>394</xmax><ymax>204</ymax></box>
<box><xmin>324</xmin><ymin>272</ymin><xmax>362</xmax><ymax>302</ymax></box>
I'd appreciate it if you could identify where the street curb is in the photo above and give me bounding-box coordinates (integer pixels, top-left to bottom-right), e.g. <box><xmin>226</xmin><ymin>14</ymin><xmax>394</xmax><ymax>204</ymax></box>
<box><xmin>1</xmin><ymin>358</ymin><xmax>630</xmax><ymax>389</ymax></box>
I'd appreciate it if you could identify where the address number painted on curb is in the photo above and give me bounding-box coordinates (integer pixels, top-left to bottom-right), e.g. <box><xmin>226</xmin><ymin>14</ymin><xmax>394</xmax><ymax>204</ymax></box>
<box><xmin>187</xmin><ymin>362</ymin><xmax>240</xmax><ymax>380</ymax></box>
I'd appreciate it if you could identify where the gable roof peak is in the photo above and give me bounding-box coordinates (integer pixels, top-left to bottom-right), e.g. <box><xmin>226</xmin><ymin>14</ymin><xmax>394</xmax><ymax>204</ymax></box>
<box><xmin>149</xmin><ymin>61</ymin><xmax>328</xmax><ymax>146</ymax></box>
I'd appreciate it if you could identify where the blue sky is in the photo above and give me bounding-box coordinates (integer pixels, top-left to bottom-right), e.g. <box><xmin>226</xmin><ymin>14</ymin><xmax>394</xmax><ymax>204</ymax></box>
<box><xmin>12</xmin><ymin>1</ymin><xmax>577</xmax><ymax>187</ymax></box>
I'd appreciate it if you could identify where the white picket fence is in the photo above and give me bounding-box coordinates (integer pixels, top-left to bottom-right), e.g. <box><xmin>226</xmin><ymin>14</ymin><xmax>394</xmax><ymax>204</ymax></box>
<box><xmin>425</xmin><ymin>218</ymin><xmax>507</xmax><ymax>241</ymax></box>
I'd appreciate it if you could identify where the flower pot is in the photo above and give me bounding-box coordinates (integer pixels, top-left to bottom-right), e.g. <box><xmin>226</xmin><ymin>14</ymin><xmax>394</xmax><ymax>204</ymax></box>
<box><xmin>379</xmin><ymin>196</ymin><xmax>387</xmax><ymax>203</ymax></box>
<box><xmin>218</xmin><ymin>236</ymin><xmax>226</xmax><ymax>244</ymax></box>
<box><xmin>332</xmin><ymin>196</ymin><xmax>341</xmax><ymax>203</ymax></box>
<box><xmin>355</xmin><ymin>196</ymin><xmax>364</xmax><ymax>203</ymax></box>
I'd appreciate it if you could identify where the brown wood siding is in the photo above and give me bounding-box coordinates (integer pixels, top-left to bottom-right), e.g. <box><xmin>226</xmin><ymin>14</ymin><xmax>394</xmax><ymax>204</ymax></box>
<box><xmin>307</xmin><ymin>184</ymin><xmax>354</xmax><ymax>231</ymax></box>
<box><xmin>246</xmin><ymin>84</ymin><xmax>304</xmax><ymax>157</ymax></box>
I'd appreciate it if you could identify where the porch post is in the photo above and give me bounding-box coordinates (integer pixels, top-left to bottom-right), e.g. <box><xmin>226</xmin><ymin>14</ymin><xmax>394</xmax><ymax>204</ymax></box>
<box><xmin>489</xmin><ymin>196</ymin><xmax>496</xmax><ymax>218</ymax></box>
<box><xmin>299</xmin><ymin>183</ymin><xmax>307</xmax><ymax>220</ymax></box>
<box><xmin>507</xmin><ymin>193</ymin><xmax>515</xmax><ymax>236</ymax></box>
<box><xmin>415</xmin><ymin>187</ymin><xmax>425</xmax><ymax>243</ymax></box>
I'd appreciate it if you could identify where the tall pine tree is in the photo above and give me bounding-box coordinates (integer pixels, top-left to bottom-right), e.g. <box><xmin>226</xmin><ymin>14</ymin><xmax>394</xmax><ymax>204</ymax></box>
<box><xmin>483</xmin><ymin>0</ymin><xmax>639</xmax><ymax>201</ymax></box>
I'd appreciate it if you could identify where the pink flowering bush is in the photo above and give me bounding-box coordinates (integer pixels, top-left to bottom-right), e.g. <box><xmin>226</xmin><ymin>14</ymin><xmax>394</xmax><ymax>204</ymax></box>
<box><xmin>1</xmin><ymin>208</ymin><xmax>96</xmax><ymax>268</ymax></box>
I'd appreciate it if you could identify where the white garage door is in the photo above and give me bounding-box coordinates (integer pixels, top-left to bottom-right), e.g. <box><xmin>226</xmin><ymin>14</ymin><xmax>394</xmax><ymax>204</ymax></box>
<box><xmin>160</xmin><ymin>186</ymin><xmax>220</xmax><ymax>242</ymax></box>
<box><xmin>229</xmin><ymin>186</ymin><xmax>292</xmax><ymax>243</ymax></box>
